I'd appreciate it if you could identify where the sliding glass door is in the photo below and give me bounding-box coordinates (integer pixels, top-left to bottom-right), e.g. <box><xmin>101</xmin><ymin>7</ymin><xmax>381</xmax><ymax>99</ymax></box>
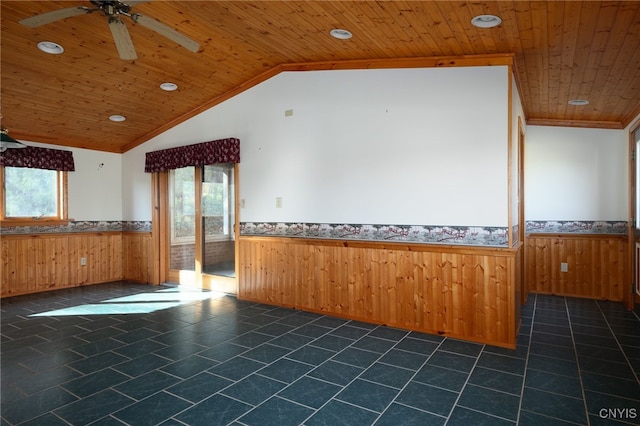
<box><xmin>167</xmin><ymin>164</ymin><xmax>238</xmax><ymax>292</ymax></box>
<box><xmin>169</xmin><ymin>166</ymin><xmax>196</xmax><ymax>273</ymax></box>
<box><xmin>202</xmin><ymin>164</ymin><xmax>235</xmax><ymax>277</ymax></box>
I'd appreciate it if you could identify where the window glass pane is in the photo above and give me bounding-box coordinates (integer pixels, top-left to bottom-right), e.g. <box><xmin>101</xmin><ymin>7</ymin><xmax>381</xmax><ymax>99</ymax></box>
<box><xmin>202</xmin><ymin>164</ymin><xmax>235</xmax><ymax>277</ymax></box>
<box><xmin>202</xmin><ymin>165</ymin><xmax>229</xmax><ymax>236</ymax></box>
<box><xmin>169</xmin><ymin>167</ymin><xmax>196</xmax><ymax>271</ymax></box>
<box><xmin>171</xmin><ymin>167</ymin><xmax>196</xmax><ymax>239</ymax></box>
<box><xmin>4</xmin><ymin>167</ymin><xmax>57</xmax><ymax>217</ymax></box>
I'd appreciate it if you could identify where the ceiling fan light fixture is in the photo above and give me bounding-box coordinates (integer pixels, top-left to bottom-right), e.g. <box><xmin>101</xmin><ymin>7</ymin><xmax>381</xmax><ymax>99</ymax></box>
<box><xmin>330</xmin><ymin>29</ymin><xmax>352</xmax><ymax>40</ymax></box>
<box><xmin>37</xmin><ymin>41</ymin><xmax>64</xmax><ymax>54</ymax></box>
<box><xmin>568</xmin><ymin>99</ymin><xmax>590</xmax><ymax>106</ymax></box>
<box><xmin>160</xmin><ymin>82</ymin><xmax>178</xmax><ymax>91</ymax></box>
<box><xmin>109</xmin><ymin>114</ymin><xmax>126</xmax><ymax>122</ymax></box>
<box><xmin>471</xmin><ymin>14</ymin><xmax>502</xmax><ymax>28</ymax></box>
<box><xmin>0</xmin><ymin>128</ymin><xmax>27</xmax><ymax>151</ymax></box>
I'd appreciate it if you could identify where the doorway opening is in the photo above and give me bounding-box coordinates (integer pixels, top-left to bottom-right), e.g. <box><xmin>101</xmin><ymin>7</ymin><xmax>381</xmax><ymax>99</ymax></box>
<box><xmin>165</xmin><ymin>163</ymin><xmax>238</xmax><ymax>293</ymax></box>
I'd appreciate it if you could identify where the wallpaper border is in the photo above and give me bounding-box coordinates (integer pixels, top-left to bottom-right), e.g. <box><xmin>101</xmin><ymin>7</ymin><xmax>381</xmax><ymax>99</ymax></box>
<box><xmin>240</xmin><ymin>222</ymin><xmax>509</xmax><ymax>247</ymax></box>
<box><xmin>525</xmin><ymin>220</ymin><xmax>627</xmax><ymax>235</ymax></box>
<box><xmin>1</xmin><ymin>221</ymin><xmax>152</xmax><ymax>235</ymax></box>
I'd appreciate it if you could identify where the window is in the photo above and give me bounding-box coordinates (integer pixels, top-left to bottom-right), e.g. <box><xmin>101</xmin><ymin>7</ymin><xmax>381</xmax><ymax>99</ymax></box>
<box><xmin>202</xmin><ymin>164</ymin><xmax>233</xmax><ymax>238</ymax></box>
<box><xmin>169</xmin><ymin>164</ymin><xmax>234</xmax><ymax>243</ymax></box>
<box><xmin>169</xmin><ymin>166</ymin><xmax>196</xmax><ymax>243</ymax></box>
<box><xmin>1</xmin><ymin>166</ymin><xmax>69</xmax><ymax>224</ymax></box>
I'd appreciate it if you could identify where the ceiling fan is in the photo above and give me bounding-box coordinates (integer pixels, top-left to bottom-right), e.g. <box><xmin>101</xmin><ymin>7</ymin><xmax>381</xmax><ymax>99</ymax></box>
<box><xmin>19</xmin><ymin>1</ymin><xmax>200</xmax><ymax>60</ymax></box>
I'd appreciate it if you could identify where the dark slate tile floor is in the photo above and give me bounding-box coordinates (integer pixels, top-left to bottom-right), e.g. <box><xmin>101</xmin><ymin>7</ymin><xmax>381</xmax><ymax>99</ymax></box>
<box><xmin>2</xmin><ymin>281</ymin><xmax>640</xmax><ymax>425</ymax></box>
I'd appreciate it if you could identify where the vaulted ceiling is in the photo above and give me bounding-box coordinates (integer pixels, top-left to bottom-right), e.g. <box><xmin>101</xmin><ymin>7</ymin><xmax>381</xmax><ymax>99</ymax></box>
<box><xmin>2</xmin><ymin>1</ymin><xmax>639</xmax><ymax>153</ymax></box>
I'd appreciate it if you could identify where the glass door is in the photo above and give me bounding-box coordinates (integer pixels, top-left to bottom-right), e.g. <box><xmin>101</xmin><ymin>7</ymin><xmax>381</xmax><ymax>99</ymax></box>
<box><xmin>167</xmin><ymin>164</ymin><xmax>238</xmax><ymax>293</ymax></box>
<box><xmin>169</xmin><ymin>166</ymin><xmax>196</xmax><ymax>276</ymax></box>
<box><xmin>201</xmin><ymin>164</ymin><xmax>235</xmax><ymax>277</ymax></box>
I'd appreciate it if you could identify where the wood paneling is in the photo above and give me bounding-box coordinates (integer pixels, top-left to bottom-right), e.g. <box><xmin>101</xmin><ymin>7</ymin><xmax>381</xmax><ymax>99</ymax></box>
<box><xmin>239</xmin><ymin>237</ymin><xmax>521</xmax><ymax>348</ymax></box>
<box><xmin>122</xmin><ymin>232</ymin><xmax>154</xmax><ymax>284</ymax></box>
<box><xmin>1</xmin><ymin>232</ymin><xmax>123</xmax><ymax>297</ymax></box>
<box><xmin>526</xmin><ymin>234</ymin><xmax>628</xmax><ymax>301</ymax></box>
<box><xmin>1</xmin><ymin>231</ymin><xmax>155</xmax><ymax>297</ymax></box>
<box><xmin>2</xmin><ymin>1</ymin><xmax>639</xmax><ymax>152</ymax></box>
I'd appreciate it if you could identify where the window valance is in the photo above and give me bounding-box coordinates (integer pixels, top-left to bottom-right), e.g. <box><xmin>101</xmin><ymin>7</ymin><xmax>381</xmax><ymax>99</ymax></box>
<box><xmin>144</xmin><ymin>138</ymin><xmax>240</xmax><ymax>173</ymax></box>
<box><xmin>0</xmin><ymin>146</ymin><xmax>75</xmax><ymax>171</ymax></box>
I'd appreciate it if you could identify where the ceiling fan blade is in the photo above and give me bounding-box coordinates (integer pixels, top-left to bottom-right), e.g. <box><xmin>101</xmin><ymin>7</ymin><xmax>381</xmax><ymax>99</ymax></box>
<box><xmin>19</xmin><ymin>6</ymin><xmax>89</xmax><ymax>28</ymax></box>
<box><xmin>132</xmin><ymin>14</ymin><xmax>200</xmax><ymax>52</ymax></box>
<box><xmin>108</xmin><ymin>19</ymin><xmax>137</xmax><ymax>60</ymax></box>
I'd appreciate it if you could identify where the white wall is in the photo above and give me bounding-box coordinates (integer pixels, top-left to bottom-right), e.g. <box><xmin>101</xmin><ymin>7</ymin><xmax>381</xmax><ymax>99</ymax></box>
<box><xmin>525</xmin><ymin>126</ymin><xmax>627</xmax><ymax>221</ymax></box>
<box><xmin>124</xmin><ymin>66</ymin><xmax>510</xmax><ymax>227</ymax></box>
<box><xmin>25</xmin><ymin>142</ymin><xmax>123</xmax><ymax>221</ymax></box>
<box><xmin>121</xmin><ymin>146</ymin><xmax>150</xmax><ymax>221</ymax></box>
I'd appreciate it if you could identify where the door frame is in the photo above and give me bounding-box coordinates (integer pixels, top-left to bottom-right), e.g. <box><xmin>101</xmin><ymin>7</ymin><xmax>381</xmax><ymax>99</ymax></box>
<box><xmin>518</xmin><ymin>117</ymin><xmax>526</xmax><ymax>304</ymax></box>
<box><xmin>152</xmin><ymin>164</ymin><xmax>240</xmax><ymax>294</ymax></box>
<box><xmin>628</xmin><ymin>119</ymin><xmax>640</xmax><ymax>309</ymax></box>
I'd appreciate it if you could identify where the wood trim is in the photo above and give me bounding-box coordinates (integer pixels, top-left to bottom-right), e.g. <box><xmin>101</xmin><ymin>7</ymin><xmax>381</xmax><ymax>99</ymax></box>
<box><xmin>526</xmin><ymin>118</ymin><xmax>623</xmax><ymax>130</ymax></box>
<box><xmin>233</xmin><ymin>163</ymin><xmax>240</xmax><ymax>293</ymax></box>
<box><xmin>507</xmin><ymin>64</ymin><xmax>514</xmax><ymax>248</ymax></box>
<box><xmin>628</xmin><ymin>119</ymin><xmax>640</xmax><ymax>309</ymax></box>
<box><xmin>1</xmin><ymin>219</ymin><xmax>72</xmax><ymax>227</ymax></box>
<box><xmin>0</xmin><ymin>167</ymin><xmax>4</xmax><ymax>219</ymax></box>
<box><xmin>526</xmin><ymin>233</ymin><xmax>627</xmax><ymax>241</ymax></box>
<box><xmin>0</xmin><ymin>231</ymin><xmax>122</xmax><ymax>239</ymax></box>
<box><xmin>0</xmin><ymin>169</ymin><xmax>70</xmax><ymax>226</ymax></box>
<box><xmin>194</xmin><ymin>167</ymin><xmax>203</xmax><ymax>286</ymax></box>
<box><xmin>238</xmin><ymin>235</ymin><xmax>518</xmax><ymax>256</ymax></box>
<box><xmin>623</xmin><ymin>104</ymin><xmax>640</xmax><ymax>129</ymax></box>
<box><xmin>518</xmin><ymin>117</ymin><xmax>527</xmax><ymax>304</ymax></box>
<box><xmin>150</xmin><ymin>172</ymin><xmax>161</xmax><ymax>284</ymax></box>
<box><xmin>280</xmin><ymin>54</ymin><xmax>514</xmax><ymax>72</ymax></box>
<box><xmin>202</xmin><ymin>274</ymin><xmax>236</xmax><ymax>295</ymax></box>
<box><xmin>158</xmin><ymin>172</ymin><xmax>169</xmax><ymax>285</ymax></box>
<box><xmin>58</xmin><ymin>169</ymin><xmax>64</xmax><ymax>219</ymax></box>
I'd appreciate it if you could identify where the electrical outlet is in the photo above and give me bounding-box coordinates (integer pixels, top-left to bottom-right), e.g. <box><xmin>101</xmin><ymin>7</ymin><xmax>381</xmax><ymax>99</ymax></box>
<box><xmin>80</xmin><ymin>257</ymin><xmax>87</xmax><ymax>266</ymax></box>
<box><xmin>276</xmin><ymin>197</ymin><xmax>283</xmax><ymax>208</ymax></box>
<box><xmin>560</xmin><ymin>262</ymin><xmax>568</xmax><ymax>272</ymax></box>
<box><xmin>240</xmin><ymin>199</ymin><xmax>245</xmax><ymax>208</ymax></box>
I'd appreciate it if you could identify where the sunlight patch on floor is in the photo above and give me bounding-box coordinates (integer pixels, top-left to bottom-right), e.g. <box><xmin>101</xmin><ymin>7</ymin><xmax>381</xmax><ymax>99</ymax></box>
<box><xmin>29</xmin><ymin>286</ymin><xmax>227</xmax><ymax>317</ymax></box>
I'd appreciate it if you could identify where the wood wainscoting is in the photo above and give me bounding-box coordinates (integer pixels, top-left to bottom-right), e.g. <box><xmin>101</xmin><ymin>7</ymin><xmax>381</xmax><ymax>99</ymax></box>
<box><xmin>525</xmin><ymin>233</ymin><xmax>628</xmax><ymax>301</ymax></box>
<box><xmin>1</xmin><ymin>231</ymin><xmax>154</xmax><ymax>297</ymax></box>
<box><xmin>122</xmin><ymin>232</ymin><xmax>154</xmax><ymax>284</ymax></box>
<box><xmin>239</xmin><ymin>237</ymin><xmax>522</xmax><ymax>348</ymax></box>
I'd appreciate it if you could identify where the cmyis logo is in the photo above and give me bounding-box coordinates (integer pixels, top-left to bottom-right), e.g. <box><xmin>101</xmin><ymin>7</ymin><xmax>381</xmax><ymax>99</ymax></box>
<box><xmin>599</xmin><ymin>408</ymin><xmax>637</xmax><ymax>419</ymax></box>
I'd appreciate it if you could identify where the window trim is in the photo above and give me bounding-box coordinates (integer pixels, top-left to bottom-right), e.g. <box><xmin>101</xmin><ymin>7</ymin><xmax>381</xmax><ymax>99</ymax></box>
<box><xmin>0</xmin><ymin>167</ymin><xmax>70</xmax><ymax>227</ymax></box>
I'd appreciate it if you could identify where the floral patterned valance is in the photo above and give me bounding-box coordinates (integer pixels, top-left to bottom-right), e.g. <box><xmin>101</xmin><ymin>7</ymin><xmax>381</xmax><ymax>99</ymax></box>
<box><xmin>145</xmin><ymin>138</ymin><xmax>240</xmax><ymax>173</ymax></box>
<box><xmin>0</xmin><ymin>146</ymin><xmax>75</xmax><ymax>171</ymax></box>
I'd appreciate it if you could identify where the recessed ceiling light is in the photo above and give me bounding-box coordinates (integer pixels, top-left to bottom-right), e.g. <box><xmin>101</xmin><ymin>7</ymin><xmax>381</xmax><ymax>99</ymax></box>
<box><xmin>109</xmin><ymin>115</ymin><xmax>126</xmax><ymax>122</ymax></box>
<box><xmin>160</xmin><ymin>82</ymin><xmax>178</xmax><ymax>91</ymax></box>
<box><xmin>471</xmin><ymin>15</ymin><xmax>502</xmax><ymax>28</ymax></box>
<box><xmin>330</xmin><ymin>29</ymin><xmax>352</xmax><ymax>40</ymax></box>
<box><xmin>568</xmin><ymin>99</ymin><xmax>590</xmax><ymax>106</ymax></box>
<box><xmin>37</xmin><ymin>41</ymin><xmax>64</xmax><ymax>54</ymax></box>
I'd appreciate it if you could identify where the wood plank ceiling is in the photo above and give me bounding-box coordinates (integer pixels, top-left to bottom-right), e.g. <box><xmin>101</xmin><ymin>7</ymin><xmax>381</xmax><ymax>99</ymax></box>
<box><xmin>1</xmin><ymin>1</ymin><xmax>639</xmax><ymax>153</ymax></box>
